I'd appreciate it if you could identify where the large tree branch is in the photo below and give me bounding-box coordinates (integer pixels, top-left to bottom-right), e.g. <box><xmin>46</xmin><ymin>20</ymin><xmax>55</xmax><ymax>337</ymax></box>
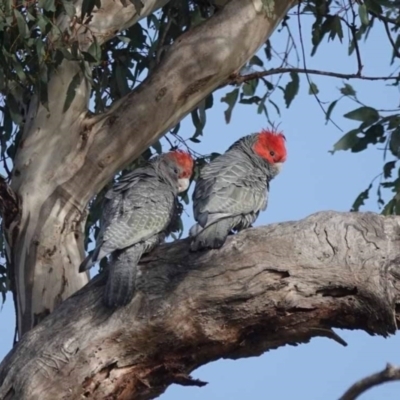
<box><xmin>68</xmin><ymin>0</ymin><xmax>170</xmax><ymax>49</ymax></box>
<box><xmin>0</xmin><ymin>211</ymin><xmax>399</xmax><ymax>399</ymax></box>
<box><xmin>76</xmin><ymin>0</ymin><xmax>297</xmax><ymax>203</ymax></box>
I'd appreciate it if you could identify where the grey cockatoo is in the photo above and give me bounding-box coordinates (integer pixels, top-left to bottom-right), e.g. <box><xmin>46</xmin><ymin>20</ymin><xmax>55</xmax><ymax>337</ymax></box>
<box><xmin>189</xmin><ymin>129</ymin><xmax>287</xmax><ymax>251</ymax></box>
<box><xmin>79</xmin><ymin>150</ymin><xmax>194</xmax><ymax>307</ymax></box>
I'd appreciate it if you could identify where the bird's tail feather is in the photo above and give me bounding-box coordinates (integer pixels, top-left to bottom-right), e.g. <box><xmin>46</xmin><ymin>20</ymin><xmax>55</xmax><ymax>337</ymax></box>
<box><xmin>79</xmin><ymin>253</ymin><xmax>93</xmax><ymax>272</ymax></box>
<box><xmin>78</xmin><ymin>245</ymin><xmax>102</xmax><ymax>272</ymax></box>
<box><xmin>190</xmin><ymin>218</ymin><xmax>235</xmax><ymax>252</ymax></box>
<box><xmin>103</xmin><ymin>245</ymin><xmax>144</xmax><ymax>308</ymax></box>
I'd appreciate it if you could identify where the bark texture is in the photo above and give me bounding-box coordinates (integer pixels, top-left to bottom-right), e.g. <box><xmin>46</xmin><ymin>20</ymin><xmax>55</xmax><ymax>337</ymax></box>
<box><xmin>0</xmin><ymin>211</ymin><xmax>399</xmax><ymax>400</ymax></box>
<box><xmin>6</xmin><ymin>0</ymin><xmax>296</xmax><ymax>337</ymax></box>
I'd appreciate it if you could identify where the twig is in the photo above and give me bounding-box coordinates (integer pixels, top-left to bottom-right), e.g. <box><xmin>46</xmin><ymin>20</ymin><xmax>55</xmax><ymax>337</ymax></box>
<box><xmin>339</xmin><ymin>363</ymin><xmax>400</xmax><ymax>400</ymax></box>
<box><xmin>228</xmin><ymin>68</ymin><xmax>399</xmax><ymax>85</ymax></box>
<box><xmin>156</xmin><ymin>6</ymin><xmax>173</xmax><ymax>65</ymax></box>
<box><xmin>368</xmin><ymin>10</ymin><xmax>400</xmax><ymax>26</ymax></box>
<box><xmin>382</xmin><ymin>19</ymin><xmax>400</xmax><ymax>59</ymax></box>
<box><xmin>297</xmin><ymin>5</ymin><xmax>343</xmax><ymax>131</ymax></box>
<box><xmin>348</xmin><ymin>0</ymin><xmax>363</xmax><ymax>75</ymax></box>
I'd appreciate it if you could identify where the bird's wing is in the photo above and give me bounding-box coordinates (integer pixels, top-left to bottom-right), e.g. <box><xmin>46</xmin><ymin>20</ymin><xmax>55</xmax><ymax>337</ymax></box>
<box><xmin>193</xmin><ymin>151</ymin><xmax>268</xmax><ymax>227</ymax></box>
<box><xmin>96</xmin><ymin>168</ymin><xmax>155</xmax><ymax>243</ymax></box>
<box><xmin>99</xmin><ymin>179</ymin><xmax>175</xmax><ymax>253</ymax></box>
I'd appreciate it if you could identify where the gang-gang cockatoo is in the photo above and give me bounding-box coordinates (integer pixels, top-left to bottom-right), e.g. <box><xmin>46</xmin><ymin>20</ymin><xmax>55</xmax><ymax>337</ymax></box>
<box><xmin>189</xmin><ymin>129</ymin><xmax>287</xmax><ymax>251</ymax></box>
<box><xmin>79</xmin><ymin>150</ymin><xmax>194</xmax><ymax>307</ymax></box>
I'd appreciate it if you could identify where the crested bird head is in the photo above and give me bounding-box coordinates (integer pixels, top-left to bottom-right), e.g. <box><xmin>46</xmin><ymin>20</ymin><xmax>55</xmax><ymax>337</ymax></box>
<box><xmin>253</xmin><ymin>129</ymin><xmax>287</xmax><ymax>169</ymax></box>
<box><xmin>166</xmin><ymin>150</ymin><xmax>194</xmax><ymax>193</ymax></box>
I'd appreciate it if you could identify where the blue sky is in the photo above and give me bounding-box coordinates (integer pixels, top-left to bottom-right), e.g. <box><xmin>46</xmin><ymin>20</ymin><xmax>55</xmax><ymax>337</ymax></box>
<box><xmin>1</xmin><ymin>8</ymin><xmax>400</xmax><ymax>400</ymax></box>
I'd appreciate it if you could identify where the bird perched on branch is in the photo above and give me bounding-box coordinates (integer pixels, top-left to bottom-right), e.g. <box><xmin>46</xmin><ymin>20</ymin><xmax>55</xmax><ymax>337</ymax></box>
<box><xmin>189</xmin><ymin>129</ymin><xmax>287</xmax><ymax>251</ymax></box>
<box><xmin>79</xmin><ymin>150</ymin><xmax>194</xmax><ymax>307</ymax></box>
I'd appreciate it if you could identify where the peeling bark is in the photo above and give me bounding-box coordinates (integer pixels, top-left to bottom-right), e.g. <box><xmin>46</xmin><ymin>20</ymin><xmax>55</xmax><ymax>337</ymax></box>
<box><xmin>7</xmin><ymin>0</ymin><xmax>296</xmax><ymax>337</ymax></box>
<box><xmin>0</xmin><ymin>211</ymin><xmax>399</xmax><ymax>400</ymax></box>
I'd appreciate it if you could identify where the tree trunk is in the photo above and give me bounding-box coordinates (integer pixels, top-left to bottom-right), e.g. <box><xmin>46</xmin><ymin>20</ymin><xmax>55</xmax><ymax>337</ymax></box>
<box><xmin>0</xmin><ymin>211</ymin><xmax>399</xmax><ymax>400</ymax></box>
<box><xmin>5</xmin><ymin>0</ymin><xmax>296</xmax><ymax>337</ymax></box>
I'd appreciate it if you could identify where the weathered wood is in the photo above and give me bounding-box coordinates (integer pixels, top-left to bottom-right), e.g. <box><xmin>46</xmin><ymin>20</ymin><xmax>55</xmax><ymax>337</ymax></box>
<box><xmin>0</xmin><ymin>211</ymin><xmax>399</xmax><ymax>400</ymax></box>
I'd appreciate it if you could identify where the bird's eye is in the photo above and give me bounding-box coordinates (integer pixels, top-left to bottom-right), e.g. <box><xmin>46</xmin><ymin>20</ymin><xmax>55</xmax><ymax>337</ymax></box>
<box><xmin>269</xmin><ymin>151</ymin><xmax>275</xmax><ymax>157</ymax></box>
<box><xmin>174</xmin><ymin>167</ymin><xmax>179</xmax><ymax>174</ymax></box>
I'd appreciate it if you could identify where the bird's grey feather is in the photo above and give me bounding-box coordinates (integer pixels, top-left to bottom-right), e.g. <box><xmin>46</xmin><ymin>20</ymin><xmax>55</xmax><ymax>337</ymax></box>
<box><xmin>190</xmin><ymin>133</ymin><xmax>278</xmax><ymax>251</ymax></box>
<box><xmin>78</xmin><ymin>154</ymin><xmax>185</xmax><ymax>307</ymax></box>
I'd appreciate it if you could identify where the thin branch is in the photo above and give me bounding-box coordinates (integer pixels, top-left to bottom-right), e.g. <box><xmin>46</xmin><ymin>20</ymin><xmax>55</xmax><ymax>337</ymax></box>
<box><xmin>156</xmin><ymin>6</ymin><xmax>174</xmax><ymax>64</ymax></box>
<box><xmin>297</xmin><ymin>3</ymin><xmax>343</xmax><ymax>132</ymax></box>
<box><xmin>382</xmin><ymin>19</ymin><xmax>400</xmax><ymax>59</ymax></box>
<box><xmin>368</xmin><ymin>10</ymin><xmax>400</xmax><ymax>26</ymax></box>
<box><xmin>339</xmin><ymin>363</ymin><xmax>400</xmax><ymax>400</ymax></box>
<box><xmin>228</xmin><ymin>68</ymin><xmax>399</xmax><ymax>85</ymax></box>
<box><xmin>348</xmin><ymin>0</ymin><xmax>363</xmax><ymax>75</ymax></box>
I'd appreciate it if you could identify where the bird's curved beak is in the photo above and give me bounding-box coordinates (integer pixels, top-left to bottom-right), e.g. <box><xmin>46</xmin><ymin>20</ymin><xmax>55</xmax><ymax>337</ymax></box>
<box><xmin>274</xmin><ymin>162</ymin><xmax>284</xmax><ymax>173</ymax></box>
<box><xmin>178</xmin><ymin>178</ymin><xmax>190</xmax><ymax>193</ymax></box>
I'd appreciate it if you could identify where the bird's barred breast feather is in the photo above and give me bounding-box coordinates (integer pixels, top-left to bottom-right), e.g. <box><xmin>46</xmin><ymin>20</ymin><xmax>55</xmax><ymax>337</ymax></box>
<box><xmin>193</xmin><ymin>148</ymin><xmax>269</xmax><ymax>227</ymax></box>
<box><xmin>99</xmin><ymin>176</ymin><xmax>176</xmax><ymax>255</ymax></box>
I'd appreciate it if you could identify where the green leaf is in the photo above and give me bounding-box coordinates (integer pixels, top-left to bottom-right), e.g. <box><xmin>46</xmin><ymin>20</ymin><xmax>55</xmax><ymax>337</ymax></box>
<box><xmin>264</xmin><ymin>40</ymin><xmax>272</xmax><ymax>61</ymax></box>
<box><xmin>152</xmin><ymin>140</ymin><xmax>162</xmax><ymax>154</ymax></box>
<box><xmin>242</xmin><ymin>79</ymin><xmax>258</xmax><ymax>97</ymax></box>
<box><xmin>41</xmin><ymin>0</ymin><xmax>56</xmax><ymax>12</ymax></box>
<box><xmin>81</xmin><ymin>0</ymin><xmax>99</xmax><ymax>19</ymax></box>
<box><xmin>0</xmin><ymin>68</ymin><xmax>4</xmax><ymax>91</ymax></box>
<box><xmin>114</xmin><ymin>65</ymin><xmax>129</xmax><ymax>97</ymax></box>
<box><xmin>240</xmin><ymin>96</ymin><xmax>261</xmax><ymax>105</ymax></box>
<box><xmin>382</xmin><ymin>198</ymin><xmax>396</xmax><ymax>215</ymax></box>
<box><xmin>359</xmin><ymin>3</ymin><xmax>369</xmax><ymax>26</ymax></box>
<box><xmin>365</xmin><ymin>0</ymin><xmax>383</xmax><ymax>14</ymax></box>
<box><xmin>311</xmin><ymin>20</ymin><xmax>323</xmax><ymax>56</ymax></box>
<box><xmin>352</xmin><ymin>124</ymin><xmax>384</xmax><ymax>152</ymax></box>
<box><xmin>332</xmin><ymin>129</ymin><xmax>360</xmax><ymax>152</ymax></box>
<box><xmin>383</xmin><ymin>161</ymin><xmax>396</xmax><ymax>179</ymax></box>
<box><xmin>36</xmin><ymin>15</ymin><xmax>50</xmax><ymax>33</ymax></box>
<box><xmin>269</xmin><ymin>99</ymin><xmax>281</xmax><ymax>116</ymax></box>
<box><xmin>62</xmin><ymin>0</ymin><xmax>76</xmax><ymax>18</ymax></box>
<box><xmin>221</xmin><ymin>88</ymin><xmax>239</xmax><ymax>124</ymax></box>
<box><xmin>388</xmin><ymin>115</ymin><xmax>400</xmax><ymax>130</ymax></box>
<box><xmin>36</xmin><ymin>38</ymin><xmax>46</xmax><ymax>63</ymax></box>
<box><xmin>340</xmin><ymin>83</ymin><xmax>356</xmax><ymax>97</ymax></box>
<box><xmin>390</xmin><ymin>128</ymin><xmax>400</xmax><ymax>157</ymax></box>
<box><xmin>14</xmin><ymin>9</ymin><xmax>29</xmax><ymax>39</ymax></box>
<box><xmin>63</xmin><ymin>72</ymin><xmax>82</xmax><ymax>113</ymax></box>
<box><xmin>59</xmin><ymin>47</ymin><xmax>75</xmax><ymax>60</ymax></box>
<box><xmin>6</xmin><ymin>93</ymin><xmax>23</xmax><ymax>125</ymax></box>
<box><xmin>205</xmin><ymin>94</ymin><xmax>213</xmax><ymax>110</ymax></box>
<box><xmin>249</xmin><ymin>55</ymin><xmax>264</xmax><ymax>67</ymax></box>
<box><xmin>191</xmin><ymin>103</ymin><xmax>206</xmax><ymax>139</ymax></box>
<box><xmin>85</xmin><ymin>40</ymin><xmax>102</xmax><ymax>63</ymax></box>
<box><xmin>308</xmin><ymin>82</ymin><xmax>319</xmax><ymax>95</ymax></box>
<box><xmin>117</xmin><ymin>36</ymin><xmax>131</xmax><ymax>44</ymax></box>
<box><xmin>284</xmin><ymin>72</ymin><xmax>299</xmax><ymax>108</ymax></box>
<box><xmin>351</xmin><ymin>184</ymin><xmax>372</xmax><ymax>212</ymax></box>
<box><xmin>326</xmin><ymin>100</ymin><xmax>338</xmax><ymax>123</ymax></box>
<box><xmin>343</xmin><ymin>106</ymin><xmax>379</xmax><ymax>122</ymax></box>
<box><xmin>329</xmin><ymin>16</ymin><xmax>343</xmax><ymax>42</ymax></box>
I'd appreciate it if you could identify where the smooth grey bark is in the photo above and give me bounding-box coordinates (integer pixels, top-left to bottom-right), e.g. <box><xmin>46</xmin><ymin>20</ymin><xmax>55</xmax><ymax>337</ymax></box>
<box><xmin>0</xmin><ymin>211</ymin><xmax>399</xmax><ymax>400</ymax></box>
<box><xmin>5</xmin><ymin>0</ymin><xmax>296</xmax><ymax>337</ymax></box>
